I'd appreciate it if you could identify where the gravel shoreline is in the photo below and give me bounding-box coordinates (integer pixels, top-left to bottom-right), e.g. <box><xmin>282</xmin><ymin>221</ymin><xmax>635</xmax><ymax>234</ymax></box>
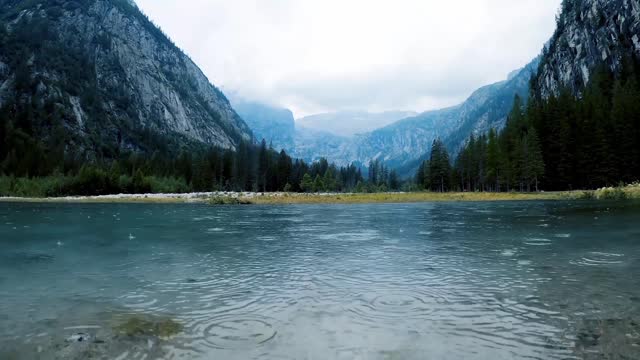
<box><xmin>0</xmin><ymin>191</ymin><xmax>343</xmax><ymax>204</ymax></box>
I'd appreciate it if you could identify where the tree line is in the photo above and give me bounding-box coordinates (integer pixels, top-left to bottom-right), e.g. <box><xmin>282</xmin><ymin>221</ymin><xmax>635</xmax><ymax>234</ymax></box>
<box><xmin>0</xmin><ymin>131</ymin><xmax>387</xmax><ymax>196</ymax></box>
<box><xmin>0</xmin><ymin>5</ymin><xmax>405</xmax><ymax>197</ymax></box>
<box><xmin>416</xmin><ymin>57</ymin><xmax>640</xmax><ymax>192</ymax></box>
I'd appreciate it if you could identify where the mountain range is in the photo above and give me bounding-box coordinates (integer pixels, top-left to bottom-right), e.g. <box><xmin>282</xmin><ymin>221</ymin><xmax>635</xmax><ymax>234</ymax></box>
<box><xmin>1</xmin><ymin>0</ymin><xmax>638</xmax><ymax>181</ymax></box>
<box><xmin>234</xmin><ymin>0</ymin><xmax>640</xmax><ymax>177</ymax></box>
<box><xmin>234</xmin><ymin>58</ymin><xmax>539</xmax><ymax>176</ymax></box>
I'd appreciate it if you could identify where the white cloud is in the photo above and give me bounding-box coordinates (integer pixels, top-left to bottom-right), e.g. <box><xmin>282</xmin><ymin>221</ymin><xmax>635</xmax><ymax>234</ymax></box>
<box><xmin>135</xmin><ymin>0</ymin><xmax>561</xmax><ymax>117</ymax></box>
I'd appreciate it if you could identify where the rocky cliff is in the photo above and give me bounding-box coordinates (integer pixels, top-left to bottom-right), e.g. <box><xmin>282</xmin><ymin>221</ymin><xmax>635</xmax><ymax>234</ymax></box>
<box><xmin>230</xmin><ymin>99</ymin><xmax>295</xmax><ymax>151</ymax></box>
<box><xmin>0</xmin><ymin>0</ymin><xmax>252</xmax><ymax>158</ymax></box>
<box><xmin>536</xmin><ymin>0</ymin><xmax>640</xmax><ymax>98</ymax></box>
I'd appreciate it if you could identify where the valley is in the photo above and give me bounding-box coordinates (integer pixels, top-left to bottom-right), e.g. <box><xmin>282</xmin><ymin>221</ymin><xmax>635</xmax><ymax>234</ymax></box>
<box><xmin>1</xmin><ymin>1</ymin><xmax>640</xmax><ymax>360</ymax></box>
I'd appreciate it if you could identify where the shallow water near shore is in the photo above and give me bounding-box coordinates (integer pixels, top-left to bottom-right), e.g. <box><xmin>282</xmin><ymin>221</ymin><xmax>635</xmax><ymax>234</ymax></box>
<box><xmin>0</xmin><ymin>201</ymin><xmax>639</xmax><ymax>359</ymax></box>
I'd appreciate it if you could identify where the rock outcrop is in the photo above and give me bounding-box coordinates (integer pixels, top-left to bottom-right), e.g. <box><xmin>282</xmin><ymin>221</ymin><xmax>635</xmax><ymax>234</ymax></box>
<box><xmin>536</xmin><ymin>0</ymin><xmax>640</xmax><ymax>98</ymax></box>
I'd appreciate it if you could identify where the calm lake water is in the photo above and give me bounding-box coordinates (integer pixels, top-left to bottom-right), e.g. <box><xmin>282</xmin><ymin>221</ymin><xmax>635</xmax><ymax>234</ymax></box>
<box><xmin>0</xmin><ymin>201</ymin><xmax>639</xmax><ymax>359</ymax></box>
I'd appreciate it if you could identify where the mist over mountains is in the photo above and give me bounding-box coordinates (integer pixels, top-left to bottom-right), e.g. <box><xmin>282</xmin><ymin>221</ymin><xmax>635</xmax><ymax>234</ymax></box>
<box><xmin>234</xmin><ymin>58</ymin><xmax>539</xmax><ymax>176</ymax></box>
<box><xmin>297</xmin><ymin>111</ymin><xmax>417</xmax><ymax>137</ymax></box>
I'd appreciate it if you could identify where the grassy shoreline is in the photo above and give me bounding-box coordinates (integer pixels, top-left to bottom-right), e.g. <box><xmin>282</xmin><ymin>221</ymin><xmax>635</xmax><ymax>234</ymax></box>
<box><xmin>0</xmin><ymin>184</ymin><xmax>638</xmax><ymax>205</ymax></box>
<box><xmin>239</xmin><ymin>191</ymin><xmax>563</xmax><ymax>205</ymax></box>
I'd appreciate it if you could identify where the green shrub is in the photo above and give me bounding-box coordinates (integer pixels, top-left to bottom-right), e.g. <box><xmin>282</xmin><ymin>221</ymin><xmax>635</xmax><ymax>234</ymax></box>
<box><xmin>0</xmin><ymin>177</ymin><xmax>11</xmax><ymax>196</ymax></box>
<box><xmin>596</xmin><ymin>187</ymin><xmax>627</xmax><ymax>200</ymax></box>
<box><xmin>118</xmin><ymin>175</ymin><xmax>133</xmax><ymax>194</ymax></box>
<box><xmin>578</xmin><ymin>191</ymin><xmax>596</xmax><ymax>200</ymax></box>
<box><xmin>148</xmin><ymin>176</ymin><xmax>190</xmax><ymax>194</ymax></box>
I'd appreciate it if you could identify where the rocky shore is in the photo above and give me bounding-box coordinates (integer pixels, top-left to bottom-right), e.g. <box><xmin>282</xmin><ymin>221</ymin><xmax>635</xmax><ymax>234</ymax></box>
<box><xmin>0</xmin><ymin>184</ymin><xmax>638</xmax><ymax>205</ymax></box>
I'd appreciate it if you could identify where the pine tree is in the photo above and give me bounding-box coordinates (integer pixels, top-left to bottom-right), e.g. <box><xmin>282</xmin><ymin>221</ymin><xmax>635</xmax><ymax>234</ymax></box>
<box><xmin>388</xmin><ymin>169</ymin><xmax>400</xmax><ymax>190</ymax></box>
<box><xmin>486</xmin><ymin>128</ymin><xmax>500</xmax><ymax>191</ymax></box>
<box><xmin>611</xmin><ymin>77</ymin><xmax>640</xmax><ymax>182</ymax></box>
<box><xmin>428</xmin><ymin>139</ymin><xmax>451</xmax><ymax>192</ymax></box>
<box><xmin>236</xmin><ymin>141</ymin><xmax>250</xmax><ymax>191</ymax></box>
<box><xmin>312</xmin><ymin>174</ymin><xmax>324</xmax><ymax>193</ymax></box>
<box><xmin>323</xmin><ymin>167</ymin><xmax>337</xmax><ymax>192</ymax></box>
<box><xmin>257</xmin><ymin>139</ymin><xmax>268</xmax><ymax>192</ymax></box>
<box><xmin>277</xmin><ymin>150</ymin><xmax>292</xmax><ymax>191</ymax></box>
<box><xmin>300</xmin><ymin>173</ymin><xmax>313</xmax><ymax>193</ymax></box>
<box><xmin>520</xmin><ymin>128</ymin><xmax>545</xmax><ymax>192</ymax></box>
<box><xmin>544</xmin><ymin>93</ymin><xmax>574</xmax><ymax>189</ymax></box>
<box><xmin>415</xmin><ymin>161</ymin><xmax>426</xmax><ymax>189</ymax></box>
<box><xmin>177</xmin><ymin>151</ymin><xmax>193</xmax><ymax>185</ymax></box>
<box><xmin>368</xmin><ymin>160</ymin><xmax>378</xmax><ymax>185</ymax></box>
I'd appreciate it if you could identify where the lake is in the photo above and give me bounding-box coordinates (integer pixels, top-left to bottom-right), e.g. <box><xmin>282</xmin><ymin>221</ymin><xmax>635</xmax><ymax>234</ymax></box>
<box><xmin>0</xmin><ymin>201</ymin><xmax>639</xmax><ymax>359</ymax></box>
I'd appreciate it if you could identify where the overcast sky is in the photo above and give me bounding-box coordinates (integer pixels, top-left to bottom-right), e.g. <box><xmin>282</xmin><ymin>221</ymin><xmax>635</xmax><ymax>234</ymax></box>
<box><xmin>135</xmin><ymin>0</ymin><xmax>561</xmax><ymax>118</ymax></box>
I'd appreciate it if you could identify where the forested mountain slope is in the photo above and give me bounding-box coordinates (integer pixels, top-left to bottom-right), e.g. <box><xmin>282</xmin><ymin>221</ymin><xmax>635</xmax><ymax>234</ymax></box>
<box><xmin>423</xmin><ymin>0</ymin><xmax>640</xmax><ymax>192</ymax></box>
<box><xmin>0</xmin><ymin>0</ymin><xmax>252</xmax><ymax>176</ymax></box>
<box><xmin>366</xmin><ymin>58</ymin><xmax>539</xmax><ymax>177</ymax></box>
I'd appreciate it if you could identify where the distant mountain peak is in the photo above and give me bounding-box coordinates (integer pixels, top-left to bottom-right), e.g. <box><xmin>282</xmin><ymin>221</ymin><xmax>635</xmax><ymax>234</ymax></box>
<box><xmin>296</xmin><ymin>110</ymin><xmax>418</xmax><ymax>137</ymax></box>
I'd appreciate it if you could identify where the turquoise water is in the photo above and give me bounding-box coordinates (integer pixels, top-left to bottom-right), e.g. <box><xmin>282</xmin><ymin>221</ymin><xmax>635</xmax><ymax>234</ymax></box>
<box><xmin>0</xmin><ymin>201</ymin><xmax>639</xmax><ymax>359</ymax></box>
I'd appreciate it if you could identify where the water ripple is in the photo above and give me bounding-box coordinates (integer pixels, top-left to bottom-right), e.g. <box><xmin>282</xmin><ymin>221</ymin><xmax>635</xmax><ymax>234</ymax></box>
<box><xmin>197</xmin><ymin>316</ymin><xmax>277</xmax><ymax>350</ymax></box>
<box><xmin>571</xmin><ymin>252</ymin><xmax>625</xmax><ymax>267</ymax></box>
<box><xmin>347</xmin><ymin>288</ymin><xmax>449</xmax><ymax>326</ymax></box>
<box><xmin>1</xmin><ymin>202</ymin><xmax>638</xmax><ymax>360</ymax></box>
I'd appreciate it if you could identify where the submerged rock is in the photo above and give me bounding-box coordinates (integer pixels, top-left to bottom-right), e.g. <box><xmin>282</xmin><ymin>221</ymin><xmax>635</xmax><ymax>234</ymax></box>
<box><xmin>65</xmin><ymin>333</ymin><xmax>92</xmax><ymax>343</ymax></box>
<box><xmin>0</xmin><ymin>311</ymin><xmax>184</xmax><ymax>360</ymax></box>
<box><xmin>113</xmin><ymin>315</ymin><xmax>183</xmax><ymax>339</ymax></box>
<box><xmin>575</xmin><ymin>319</ymin><xmax>640</xmax><ymax>359</ymax></box>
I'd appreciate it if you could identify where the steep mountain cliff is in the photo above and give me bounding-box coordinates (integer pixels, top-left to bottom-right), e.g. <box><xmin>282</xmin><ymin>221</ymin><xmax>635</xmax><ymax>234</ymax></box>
<box><xmin>292</xmin><ymin>127</ymin><xmax>352</xmax><ymax>164</ymax></box>
<box><xmin>442</xmin><ymin>57</ymin><xmax>540</xmax><ymax>153</ymax></box>
<box><xmin>0</xmin><ymin>0</ymin><xmax>252</xmax><ymax>163</ymax></box>
<box><xmin>231</xmin><ymin>100</ymin><xmax>295</xmax><ymax>151</ymax></box>
<box><xmin>536</xmin><ymin>0</ymin><xmax>640</xmax><ymax>98</ymax></box>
